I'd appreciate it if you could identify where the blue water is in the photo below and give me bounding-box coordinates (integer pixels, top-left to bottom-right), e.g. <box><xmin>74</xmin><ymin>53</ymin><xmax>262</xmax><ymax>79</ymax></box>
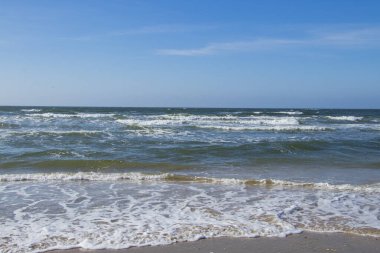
<box><xmin>1</xmin><ymin>107</ymin><xmax>380</xmax><ymax>252</ymax></box>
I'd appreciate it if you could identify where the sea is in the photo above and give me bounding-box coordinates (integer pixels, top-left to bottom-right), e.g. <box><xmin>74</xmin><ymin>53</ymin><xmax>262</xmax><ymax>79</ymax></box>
<box><xmin>0</xmin><ymin>106</ymin><xmax>380</xmax><ymax>252</ymax></box>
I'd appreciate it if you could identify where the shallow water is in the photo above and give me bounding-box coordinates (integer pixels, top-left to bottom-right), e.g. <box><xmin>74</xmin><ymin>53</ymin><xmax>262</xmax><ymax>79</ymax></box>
<box><xmin>0</xmin><ymin>107</ymin><xmax>380</xmax><ymax>252</ymax></box>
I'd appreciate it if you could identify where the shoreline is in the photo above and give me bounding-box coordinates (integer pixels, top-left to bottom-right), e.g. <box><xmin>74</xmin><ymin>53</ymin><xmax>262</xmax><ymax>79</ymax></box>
<box><xmin>49</xmin><ymin>232</ymin><xmax>379</xmax><ymax>253</ymax></box>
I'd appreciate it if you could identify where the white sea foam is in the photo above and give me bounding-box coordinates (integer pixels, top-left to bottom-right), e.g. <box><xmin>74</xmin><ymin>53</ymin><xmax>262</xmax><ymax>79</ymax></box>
<box><xmin>275</xmin><ymin>111</ymin><xmax>303</xmax><ymax>115</ymax></box>
<box><xmin>195</xmin><ymin>125</ymin><xmax>328</xmax><ymax>131</ymax></box>
<box><xmin>3</xmin><ymin>130</ymin><xmax>103</xmax><ymax>137</ymax></box>
<box><xmin>334</xmin><ymin>123</ymin><xmax>380</xmax><ymax>131</ymax></box>
<box><xmin>326</xmin><ymin>116</ymin><xmax>363</xmax><ymax>121</ymax></box>
<box><xmin>116</xmin><ymin>115</ymin><xmax>319</xmax><ymax>132</ymax></box>
<box><xmin>38</xmin><ymin>130</ymin><xmax>102</xmax><ymax>135</ymax></box>
<box><xmin>1</xmin><ymin>172</ymin><xmax>379</xmax><ymax>192</ymax></box>
<box><xmin>30</xmin><ymin>113</ymin><xmax>75</xmax><ymax>118</ymax></box>
<box><xmin>76</xmin><ymin>113</ymin><xmax>116</xmax><ymax>118</ymax></box>
<box><xmin>0</xmin><ymin>177</ymin><xmax>379</xmax><ymax>253</ymax></box>
<box><xmin>0</xmin><ymin>172</ymin><xmax>168</xmax><ymax>182</ymax></box>
<box><xmin>0</xmin><ymin>182</ymin><xmax>300</xmax><ymax>252</ymax></box>
<box><xmin>21</xmin><ymin>109</ymin><xmax>41</xmax><ymax>112</ymax></box>
<box><xmin>29</xmin><ymin>113</ymin><xmax>115</xmax><ymax>118</ymax></box>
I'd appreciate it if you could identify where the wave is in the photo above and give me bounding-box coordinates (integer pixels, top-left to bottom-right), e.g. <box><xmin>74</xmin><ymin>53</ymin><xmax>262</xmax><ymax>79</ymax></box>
<box><xmin>28</xmin><ymin>113</ymin><xmax>116</xmax><ymax>118</ymax></box>
<box><xmin>1</xmin><ymin>172</ymin><xmax>379</xmax><ymax>192</ymax></box>
<box><xmin>21</xmin><ymin>109</ymin><xmax>41</xmax><ymax>112</ymax></box>
<box><xmin>275</xmin><ymin>111</ymin><xmax>303</xmax><ymax>115</ymax></box>
<box><xmin>5</xmin><ymin>112</ymin><xmax>377</xmax><ymax>134</ymax></box>
<box><xmin>194</xmin><ymin>125</ymin><xmax>329</xmax><ymax>131</ymax></box>
<box><xmin>117</xmin><ymin>114</ymin><xmax>301</xmax><ymax>123</ymax></box>
<box><xmin>326</xmin><ymin>116</ymin><xmax>363</xmax><ymax>121</ymax></box>
<box><xmin>335</xmin><ymin>123</ymin><xmax>380</xmax><ymax>131</ymax></box>
<box><xmin>16</xmin><ymin>150</ymin><xmax>85</xmax><ymax>159</ymax></box>
<box><xmin>4</xmin><ymin>130</ymin><xmax>103</xmax><ymax>137</ymax></box>
<box><xmin>115</xmin><ymin>115</ymin><xmax>325</xmax><ymax>132</ymax></box>
<box><xmin>0</xmin><ymin>172</ymin><xmax>167</xmax><ymax>182</ymax></box>
<box><xmin>37</xmin><ymin>130</ymin><xmax>102</xmax><ymax>135</ymax></box>
<box><xmin>0</xmin><ymin>122</ymin><xmax>19</xmax><ymax>129</ymax></box>
<box><xmin>0</xmin><ymin>160</ymin><xmax>190</xmax><ymax>170</ymax></box>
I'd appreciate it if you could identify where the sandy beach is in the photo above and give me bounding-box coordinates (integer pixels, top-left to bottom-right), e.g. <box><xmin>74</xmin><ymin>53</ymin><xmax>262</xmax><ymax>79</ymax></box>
<box><xmin>50</xmin><ymin>232</ymin><xmax>379</xmax><ymax>253</ymax></box>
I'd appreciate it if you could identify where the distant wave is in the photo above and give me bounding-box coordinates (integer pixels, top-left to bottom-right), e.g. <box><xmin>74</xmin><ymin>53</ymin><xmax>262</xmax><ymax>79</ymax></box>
<box><xmin>115</xmin><ymin>115</ymin><xmax>330</xmax><ymax>132</ymax></box>
<box><xmin>4</xmin><ymin>130</ymin><xmax>103</xmax><ymax>136</ymax></box>
<box><xmin>20</xmin><ymin>109</ymin><xmax>41</xmax><ymax>112</ymax></box>
<box><xmin>275</xmin><ymin>111</ymin><xmax>303</xmax><ymax>115</ymax></box>
<box><xmin>194</xmin><ymin>125</ymin><xmax>329</xmax><ymax>131</ymax></box>
<box><xmin>326</xmin><ymin>116</ymin><xmax>363</xmax><ymax>121</ymax></box>
<box><xmin>28</xmin><ymin>112</ymin><xmax>116</xmax><ymax>118</ymax></box>
<box><xmin>0</xmin><ymin>122</ymin><xmax>19</xmax><ymax>129</ymax></box>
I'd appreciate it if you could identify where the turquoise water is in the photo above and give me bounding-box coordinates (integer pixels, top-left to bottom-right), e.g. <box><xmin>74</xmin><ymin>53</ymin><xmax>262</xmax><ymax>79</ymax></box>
<box><xmin>1</xmin><ymin>107</ymin><xmax>380</xmax><ymax>252</ymax></box>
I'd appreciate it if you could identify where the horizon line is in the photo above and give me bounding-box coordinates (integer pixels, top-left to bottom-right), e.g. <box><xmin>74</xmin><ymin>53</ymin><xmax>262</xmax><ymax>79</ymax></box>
<box><xmin>0</xmin><ymin>105</ymin><xmax>379</xmax><ymax>110</ymax></box>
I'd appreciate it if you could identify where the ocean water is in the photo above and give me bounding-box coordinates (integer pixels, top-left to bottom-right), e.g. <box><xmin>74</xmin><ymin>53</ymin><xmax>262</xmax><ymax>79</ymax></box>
<box><xmin>0</xmin><ymin>106</ymin><xmax>380</xmax><ymax>252</ymax></box>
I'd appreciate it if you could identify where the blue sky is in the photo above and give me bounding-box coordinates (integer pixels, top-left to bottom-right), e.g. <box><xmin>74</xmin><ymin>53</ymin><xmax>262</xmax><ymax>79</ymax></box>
<box><xmin>1</xmin><ymin>0</ymin><xmax>380</xmax><ymax>108</ymax></box>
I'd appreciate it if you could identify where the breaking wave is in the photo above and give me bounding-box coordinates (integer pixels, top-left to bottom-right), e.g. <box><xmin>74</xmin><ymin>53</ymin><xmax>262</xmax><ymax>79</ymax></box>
<box><xmin>115</xmin><ymin>115</ymin><xmax>329</xmax><ymax>132</ymax></box>
<box><xmin>326</xmin><ymin>116</ymin><xmax>363</xmax><ymax>121</ymax></box>
<box><xmin>28</xmin><ymin>113</ymin><xmax>116</xmax><ymax>118</ymax></box>
<box><xmin>21</xmin><ymin>109</ymin><xmax>41</xmax><ymax>112</ymax></box>
<box><xmin>1</xmin><ymin>172</ymin><xmax>379</xmax><ymax>192</ymax></box>
<box><xmin>275</xmin><ymin>111</ymin><xmax>303</xmax><ymax>115</ymax></box>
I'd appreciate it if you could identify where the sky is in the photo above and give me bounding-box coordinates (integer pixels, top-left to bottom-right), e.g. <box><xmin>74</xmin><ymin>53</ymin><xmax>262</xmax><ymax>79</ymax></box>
<box><xmin>0</xmin><ymin>0</ymin><xmax>380</xmax><ymax>108</ymax></box>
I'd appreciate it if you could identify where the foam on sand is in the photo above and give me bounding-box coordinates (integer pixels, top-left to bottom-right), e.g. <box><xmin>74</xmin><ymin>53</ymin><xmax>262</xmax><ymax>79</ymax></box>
<box><xmin>0</xmin><ymin>176</ymin><xmax>379</xmax><ymax>252</ymax></box>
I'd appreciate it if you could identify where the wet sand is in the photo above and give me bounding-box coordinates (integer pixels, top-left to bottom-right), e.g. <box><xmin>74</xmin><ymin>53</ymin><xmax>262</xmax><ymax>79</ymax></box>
<box><xmin>50</xmin><ymin>232</ymin><xmax>379</xmax><ymax>253</ymax></box>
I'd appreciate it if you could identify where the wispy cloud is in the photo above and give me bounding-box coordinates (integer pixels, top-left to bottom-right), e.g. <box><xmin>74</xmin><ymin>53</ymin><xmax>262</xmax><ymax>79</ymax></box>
<box><xmin>63</xmin><ymin>24</ymin><xmax>216</xmax><ymax>41</ymax></box>
<box><xmin>109</xmin><ymin>24</ymin><xmax>216</xmax><ymax>36</ymax></box>
<box><xmin>158</xmin><ymin>39</ymin><xmax>304</xmax><ymax>56</ymax></box>
<box><xmin>314</xmin><ymin>28</ymin><xmax>380</xmax><ymax>46</ymax></box>
<box><xmin>157</xmin><ymin>27</ymin><xmax>380</xmax><ymax>56</ymax></box>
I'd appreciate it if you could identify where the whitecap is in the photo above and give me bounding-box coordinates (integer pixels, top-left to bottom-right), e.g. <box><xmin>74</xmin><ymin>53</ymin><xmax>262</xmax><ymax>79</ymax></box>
<box><xmin>21</xmin><ymin>109</ymin><xmax>41</xmax><ymax>112</ymax></box>
<box><xmin>1</xmin><ymin>172</ymin><xmax>379</xmax><ymax>192</ymax></box>
<box><xmin>29</xmin><ymin>113</ymin><xmax>115</xmax><ymax>118</ymax></box>
<box><xmin>275</xmin><ymin>111</ymin><xmax>303</xmax><ymax>115</ymax></box>
<box><xmin>326</xmin><ymin>116</ymin><xmax>363</xmax><ymax>121</ymax></box>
